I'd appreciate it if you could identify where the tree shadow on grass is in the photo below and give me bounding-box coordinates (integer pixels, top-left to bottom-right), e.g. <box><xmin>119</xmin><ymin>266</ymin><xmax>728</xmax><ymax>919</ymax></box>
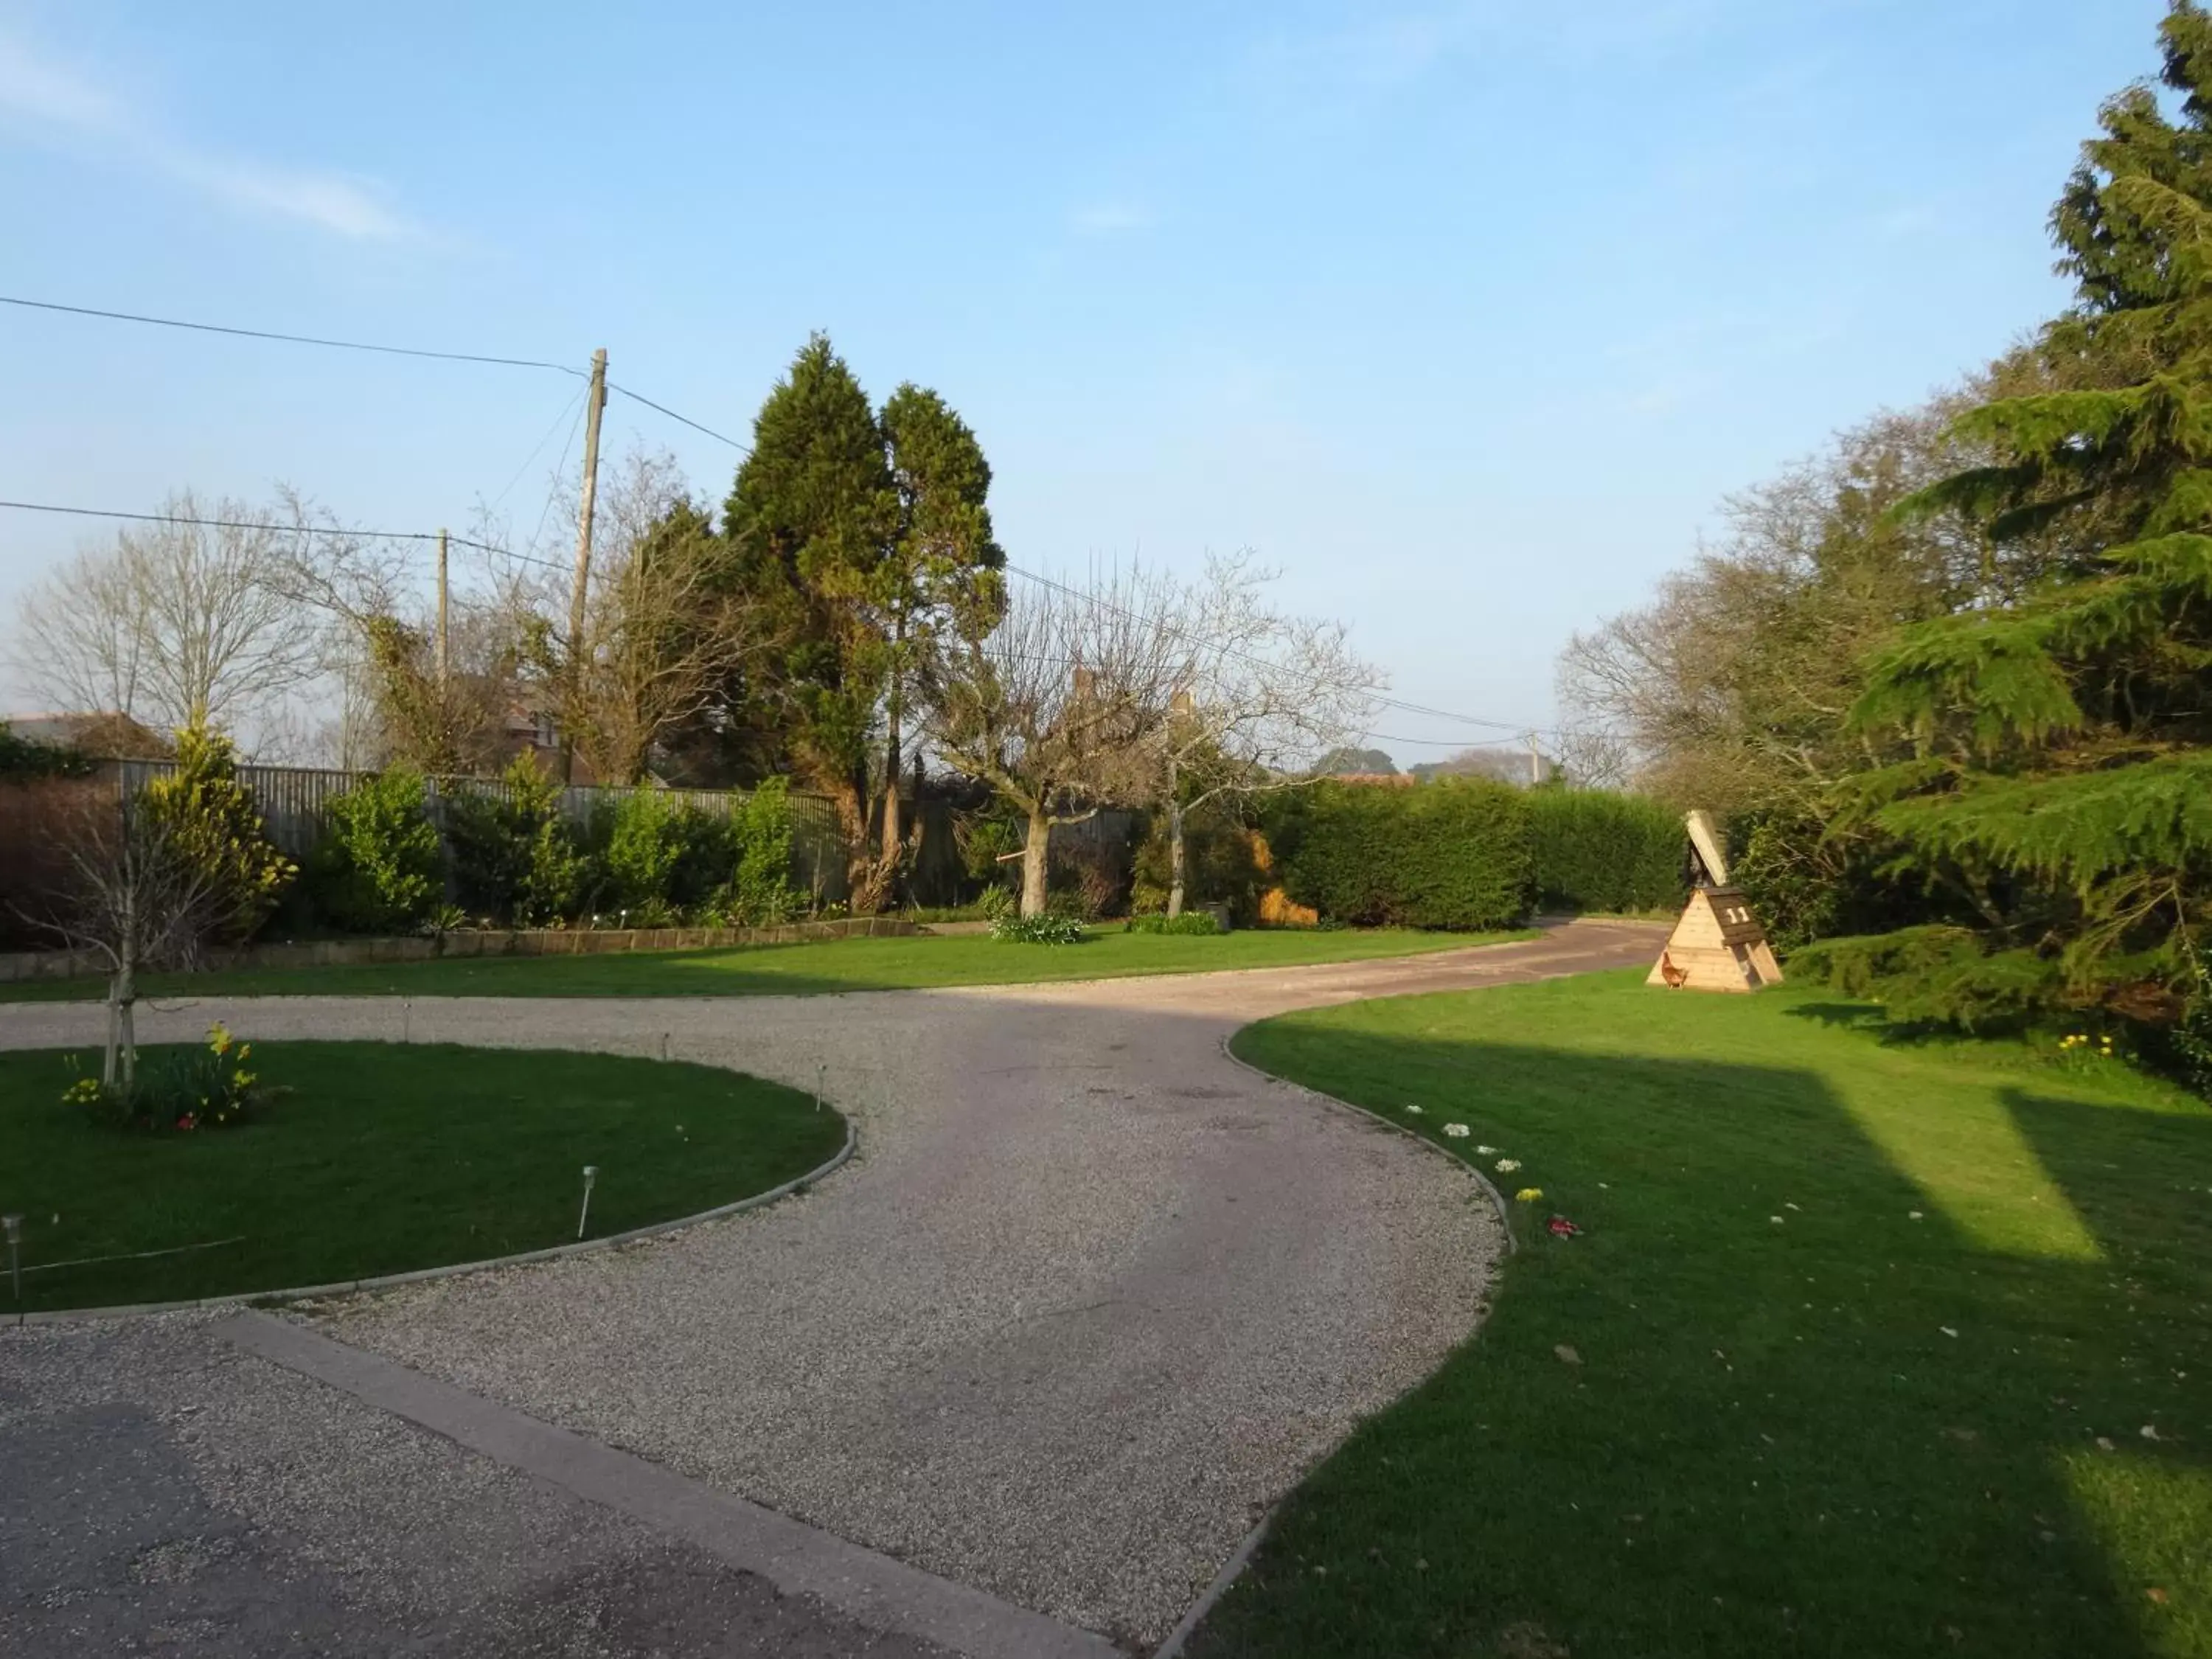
<box><xmin>1781</xmin><ymin>998</ymin><xmax>2012</xmax><ymax>1051</ymax></box>
<box><xmin>1196</xmin><ymin>1023</ymin><xmax>2212</xmax><ymax>1659</ymax></box>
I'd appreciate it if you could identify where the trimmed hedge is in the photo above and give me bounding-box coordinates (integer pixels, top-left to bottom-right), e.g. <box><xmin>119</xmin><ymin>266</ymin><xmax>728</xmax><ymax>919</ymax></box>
<box><xmin>1126</xmin><ymin>911</ymin><xmax>1224</xmax><ymax>936</ymax></box>
<box><xmin>306</xmin><ymin>768</ymin><xmax>442</xmax><ymax>934</ymax></box>
<box><xmin>1526</xmin><ymin>788</ymin><xmax>1684</xmax><ymax>915</ymax></box>
<box><xmin>1272</xmin><ymin>779</ymin><xmax>1534</xmax><ymax>931</ymax></box>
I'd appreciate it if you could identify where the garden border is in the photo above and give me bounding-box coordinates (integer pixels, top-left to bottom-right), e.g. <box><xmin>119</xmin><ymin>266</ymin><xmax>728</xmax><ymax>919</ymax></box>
<box><xmin>13</xmin><ymin>1119</ymin><xmax>857</xmax><ymax>1326</ymax></box>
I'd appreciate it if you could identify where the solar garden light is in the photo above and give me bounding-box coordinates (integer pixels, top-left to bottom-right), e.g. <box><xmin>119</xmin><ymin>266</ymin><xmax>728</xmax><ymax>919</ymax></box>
<box><xmin>577</xmin><ymin>1167</ymin><xmax>598</xmax><ymax>1239</ymax></box>
<box><xmin>3</xmin><ymin>1214</ymin><xmax>21</xmax><ymax>1311</ymax></box>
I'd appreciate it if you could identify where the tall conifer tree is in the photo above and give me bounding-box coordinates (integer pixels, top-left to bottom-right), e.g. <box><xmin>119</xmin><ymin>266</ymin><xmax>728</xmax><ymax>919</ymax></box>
<box><xmin>1836</xmin><ymin>1</ymin><xmax>2212</xmax><ymax>1020</ymax></box>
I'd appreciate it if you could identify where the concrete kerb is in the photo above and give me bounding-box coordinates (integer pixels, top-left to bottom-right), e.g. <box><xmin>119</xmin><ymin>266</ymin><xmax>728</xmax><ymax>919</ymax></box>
<box><xmin>12</xmin><ymin>1121</ymin><xmax>858</xmax><ymax>1326</ymax></box>
<box><xmin>1150</xmin><ymin>1509</ymin><xmax>1273</xmax><ymax>1659</ymax></box>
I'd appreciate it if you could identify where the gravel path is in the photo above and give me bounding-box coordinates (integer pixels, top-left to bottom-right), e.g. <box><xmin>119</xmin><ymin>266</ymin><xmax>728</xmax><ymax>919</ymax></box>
<box><xmin>0</xmin><ymin>920</ymin><xmax>1660</xmax><ymax>1650</ymax></box>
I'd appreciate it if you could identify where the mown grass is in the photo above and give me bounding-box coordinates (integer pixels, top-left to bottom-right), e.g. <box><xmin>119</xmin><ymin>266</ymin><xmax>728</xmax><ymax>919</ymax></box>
<box><xmin>1198</xmin><ymin>971</ymin><xmax>2212</xmax><ymax>1659</ymax></box>
<box><xmin>0</xmin><ymin>1042</ymin><xmax>843</xmax><ymax>1312</ymax></box>
<box><xmin>0</xmin><ymin>925</ymin><xmax>1530</xmax><ymax>1002</ymax></box>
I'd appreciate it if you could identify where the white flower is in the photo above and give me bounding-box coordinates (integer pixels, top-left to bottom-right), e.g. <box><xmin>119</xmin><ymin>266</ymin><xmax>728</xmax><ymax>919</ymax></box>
<box><xmin>1770</xmin><ymin>1216</ymin><xmax>1784</xmax><ymax>1225</ymax></box>
<box><xmin>1941</xmin><ymin>1326</ymin><xmax>1958</xmax><ymax>1338</ymax></box>
<box><xmin>1403</xmin><ymin>1104</ymin><xmax>1424</xmax><ymax>1116</ymax></box>
<box><xmin>1908</xmin><ymin>1211</ymin><xmax>1925</xmax><ymax>1220</ymax></box>
<box><xmin>1475</xmin><ymin>1145</ymin><xmax>1498</xmax><ymax>1155</ymax></box>
<box><xmin>1495</xmin><ymin>1158</ymin><xmax>1520</xmax><ymax>1174</ymax></box>
<box><xmin>1442</xmin><ymin>1123</ymin><xmax>1470</xmax><ymax>1138</ymax></box>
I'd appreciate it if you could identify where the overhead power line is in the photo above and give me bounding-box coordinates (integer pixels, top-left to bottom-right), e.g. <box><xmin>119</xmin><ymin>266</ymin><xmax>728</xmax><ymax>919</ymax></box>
<box><xmin>0</xmin><ymin>294</ymin><xmax>584</xmax><ymax>375</ymax></box>
<box><xmin>607</xmin><ymin>383</ymin><xmax>747</xmax><ymax>451</ymax></box>
<box><xmin>0</xmin><ymin>498</ymin><xmax>569</xmax><ymax>573</ymax></box>
<box><xmin>1</xmin><ymin>292</ymin><xmax>747</xmax><ymax>451</ymax></box>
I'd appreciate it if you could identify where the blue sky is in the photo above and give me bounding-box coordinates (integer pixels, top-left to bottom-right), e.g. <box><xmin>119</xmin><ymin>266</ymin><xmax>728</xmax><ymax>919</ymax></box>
<box><xmin>0</xmin><ymin>0</ymin><xmax>2166</xmax><ymax>756</ymax></box>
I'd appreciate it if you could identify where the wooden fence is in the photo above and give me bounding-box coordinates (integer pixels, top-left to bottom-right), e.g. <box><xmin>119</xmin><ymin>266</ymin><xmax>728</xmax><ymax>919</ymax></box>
<box><xmin>96</xmin><ymin>761</ymin><xmax>858</xmax><ymax>905</ymax></box>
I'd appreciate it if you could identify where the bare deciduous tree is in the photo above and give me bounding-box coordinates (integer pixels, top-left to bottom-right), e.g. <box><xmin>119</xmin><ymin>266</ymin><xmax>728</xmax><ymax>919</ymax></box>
<box><xmin>925</xmin><ymin>565</ymin><xmax>1189</xmax><ymax>917</ymax></box>
<box><xmin>549</xmin><ymin>450</ymin><xmax>771</xmax><ymax>785</ymax></box>
<box><xmin>1155</xmin><ymin>553</ymin><xmax>1382</xmax><ymax>916</ymax></box>
<box><xmin>12</xmin><ymin>490</ymin><xmax>324</xmax><ymax>743</ymax></box>
<box><xmin>32</xmin><ymin>796</ymin><xmax>229</xmax><ymax>1087</ymax></box>
<box><xmin>279</xmin><ymin>493</ymin><xmax>522</xmax><ymax>774</ymax></box>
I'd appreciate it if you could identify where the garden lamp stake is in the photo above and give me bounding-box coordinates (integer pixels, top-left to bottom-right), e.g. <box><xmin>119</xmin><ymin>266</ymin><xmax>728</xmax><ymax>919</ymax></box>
<box><xmin>816</xmin><ymin>1063</ymin><xmax>826</xmax><ymax>1113</ymax></box>
<box><xmin>577</xmin><ymin>1166</ymin><xmax>598</xmax><ymax>1239</ymax></box>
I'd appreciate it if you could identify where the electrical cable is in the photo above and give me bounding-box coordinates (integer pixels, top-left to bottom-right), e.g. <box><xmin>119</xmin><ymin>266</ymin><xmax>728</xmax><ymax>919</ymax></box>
<box><xmin>0</xmin><ymin>498</ymin><xmax>569</xmax><ymax>572</ymax></box>
<box><xmin>0</xmin><ymin>294</ymin><xmax>583</xmax><ymax>375</ymax></box>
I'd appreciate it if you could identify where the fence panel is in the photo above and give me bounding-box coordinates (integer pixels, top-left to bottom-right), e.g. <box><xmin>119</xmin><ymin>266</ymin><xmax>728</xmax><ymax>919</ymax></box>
<box><xmin>99</xmin><ymin>760</ymin><xmax>857</xmax><ymax>900</ymax></box>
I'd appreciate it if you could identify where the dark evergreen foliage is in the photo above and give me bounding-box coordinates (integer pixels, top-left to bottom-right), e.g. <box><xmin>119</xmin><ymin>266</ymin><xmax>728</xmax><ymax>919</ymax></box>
<box><xmin>1810</xmin><ymin>2</ymin><xmax>2212</xmax><ymax>1032</ymax></box>
<box><xmin>1270</xmin><ymin>780</ymin><xmax>1533</xmax><ymax>931</ymax></box>
<box><xmin>1524</xmin><ymin>790</ymin><xmax>1683</xmax><ymax>915</ymax></box>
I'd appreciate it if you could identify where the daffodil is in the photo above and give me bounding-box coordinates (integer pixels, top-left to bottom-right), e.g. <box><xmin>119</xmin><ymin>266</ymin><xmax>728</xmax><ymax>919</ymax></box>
<box><xmin>1442</xmin><ymin>1123</ymin><xmax>1470</xmax><ymax>1138</ymax></box>
<box><xmin>1514</xmin><ymin>1186</ymin><xmax>1543</xmax><ymax>1203</ymax></box>
<box><xmin>1495</xmin><ymin>1158</ymin><xmax>1521</xmax><ymax>1174</ymax></box>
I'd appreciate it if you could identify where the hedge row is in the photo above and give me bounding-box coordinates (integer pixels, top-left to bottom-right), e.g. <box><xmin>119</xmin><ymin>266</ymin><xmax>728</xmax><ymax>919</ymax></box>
<box><xmin>1525</xmin><ymin>788</ymin><xmax>1684</xmax><ymax>914</ymax></box>
<box><xmin>1270</xmin><ymin>780</ymin><xmax>1535</xmax><ymax>930</ymax></box>
<box><xmin>296</xmin><ymin>757</ymin><xmax>801</xmax><ymax>936</ymax></box>
<box><xmin>1269</xmin><ymin>782</ymin><xmax>1684</xmax><ymax>931</ymax></box>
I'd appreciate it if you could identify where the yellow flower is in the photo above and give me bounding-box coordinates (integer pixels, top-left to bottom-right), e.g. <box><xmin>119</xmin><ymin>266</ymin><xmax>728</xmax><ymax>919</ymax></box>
<box><xmin>1515</xmin><ymin>1186</ymin><xmax>1544</xmax><ymax>1203</ymax></box>
<box><xmin>237</xmin><ymin>1043</ymin><xmax>251</xmax><ymax>1060</ymax></box>
<box><xmin>207</xmin><ymin>1023</ymin><xmax>233</xmax><ymax>1057</ymax></box>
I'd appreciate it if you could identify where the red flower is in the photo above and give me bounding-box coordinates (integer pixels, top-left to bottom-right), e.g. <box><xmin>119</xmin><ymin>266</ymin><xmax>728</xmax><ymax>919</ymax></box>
<box><xmin>1546</xmin><ymin>1214</ymin><xmax>1582</xmax><ymax>1238</ymax></box>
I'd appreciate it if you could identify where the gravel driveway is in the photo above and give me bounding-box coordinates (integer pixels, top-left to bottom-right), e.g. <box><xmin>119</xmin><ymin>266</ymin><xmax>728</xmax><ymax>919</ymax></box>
<box><xmin>0</xmin><ymin>920</ymin><xmax>1660</xmax><ymax>1652</ymax></box>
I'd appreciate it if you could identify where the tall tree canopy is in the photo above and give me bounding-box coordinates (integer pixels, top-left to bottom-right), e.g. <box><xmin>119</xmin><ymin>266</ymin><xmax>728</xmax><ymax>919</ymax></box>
<box><xmin>874</xmin><ymin>383</ymin><xmax>1006</xmax><ymax>857</ymax></box>
<box><xmin>723</xmin><ymin>333</ymin><xmax>899</xmax><ymax>823</ymax></box>
<box><xmin>721</xmin><ymin>334</ymin><xmax>1003</xmax><ymax>901</ymax></box>
<box><xmin>1827</xmin><ymin>0</ymin><xmax>2212</xmax><ymax>1020</ymax></box>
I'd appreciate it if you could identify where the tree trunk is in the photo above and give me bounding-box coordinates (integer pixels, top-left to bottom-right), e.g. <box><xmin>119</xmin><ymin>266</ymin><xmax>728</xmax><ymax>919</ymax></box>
<box><xmin>1020</xmin><ymin>810</ymin><xmax>1051</xmax><ymax>918</ymax></box>
<box><xmin>1167</xmin><ymin>799</ymin><xmax>1187</xmax><ymax>919</ymax></box>
<box><xmin>115</xmin><ymin>945</ymin><xmax>139</xmax><ymax>1089</ymax></box>
<box><xmin>881</xmin><ymin>614</ymin><xmax>905</xmax><ymax>865</ymax></box>
<box><xmin>102</xmin><ymin>976</ymin><xmax>122</xmax><ymax>1088</ymax></box>
<box><xmin>119</xmin><ymin>993</ymin><xmax>137</xmax><ymax>1088</ymax></box>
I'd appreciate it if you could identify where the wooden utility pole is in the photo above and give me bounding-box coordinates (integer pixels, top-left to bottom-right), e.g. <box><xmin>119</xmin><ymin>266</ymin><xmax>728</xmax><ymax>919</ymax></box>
<box><xmin>435</xmin><ymin>528</ymin><xmax>450</xmax><ymax>689</ymax></box>
<box><xmin>562</xmin><ymin>347</ymin><xmax>608</xmax><ymax>781</ymax></box>
<box><xmin>1528</xmin><ymin>729</ymin><xmax>1542</xmax><ymax>787</ymax></box>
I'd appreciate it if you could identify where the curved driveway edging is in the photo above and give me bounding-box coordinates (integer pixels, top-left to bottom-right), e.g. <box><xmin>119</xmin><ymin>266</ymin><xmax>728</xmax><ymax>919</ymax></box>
<box><xmin>0</xmin><ymin>919</ymin><xmax>1667</xmax><ymax>1649</ymax></box>
<box><xmin>1152</xmin><ymin>1020</ymin><xmax>1537</xmax><ymax>1659</ymax></box>
<box><xmin>1216</xmin><ymin>1031</ymin><xmax>1522</xmax><ymax>1256</ymax></box>
<box><xmin>13</xmin><ymin>1121</ymin><xmax>858</xmax><ymax>1327</ymax></box>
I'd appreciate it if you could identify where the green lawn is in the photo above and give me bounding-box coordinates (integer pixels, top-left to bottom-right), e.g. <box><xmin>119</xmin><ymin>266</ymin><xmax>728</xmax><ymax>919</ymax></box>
<box><xmin>0</xmin><ymin>925</ymin><xmax>1531</xmax><ymax>1002</ymax></box>
<box><xmin>1197</xmin><ymin>972</ymin><xmax>2212</xmax><ymax>1659</ymax></box>
<box><xmin>0</xmin><ymin>1042</ymin><xmax>843</xmax><ymax>1312</ymax></box>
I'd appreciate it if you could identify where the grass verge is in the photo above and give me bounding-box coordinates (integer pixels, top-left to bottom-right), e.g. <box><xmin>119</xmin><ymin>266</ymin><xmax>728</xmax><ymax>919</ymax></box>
<box><xmin>0</xmin><ymin>926</ymin><xmax>1532</xmax><ymax>1002</ymax></box>
<box><xmin>1197</xmin><ymin>970</ymin><xmax>2212</xmax><ymax>1659</ymax></box>
<box><xmin>0</xmin><ymin>1042</ymin><xmax>842</xmax><ymax>1312</ymax></box>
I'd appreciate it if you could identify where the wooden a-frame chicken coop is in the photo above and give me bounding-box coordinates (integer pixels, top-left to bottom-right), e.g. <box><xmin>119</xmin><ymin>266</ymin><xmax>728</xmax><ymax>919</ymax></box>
<box><xmin>1648</xmin><ymin>810</ymin><xmax>1784</xmax><ymax>993</ymax></box>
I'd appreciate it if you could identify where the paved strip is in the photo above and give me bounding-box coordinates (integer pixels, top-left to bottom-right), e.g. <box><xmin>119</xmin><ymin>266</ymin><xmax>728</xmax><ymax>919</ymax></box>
<box><xmin>214</xmin><ymin>1310</ymin><xmax>1116</xmax><ymax>1659</ymax></box>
